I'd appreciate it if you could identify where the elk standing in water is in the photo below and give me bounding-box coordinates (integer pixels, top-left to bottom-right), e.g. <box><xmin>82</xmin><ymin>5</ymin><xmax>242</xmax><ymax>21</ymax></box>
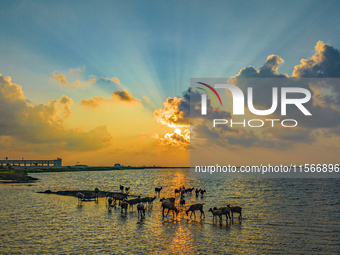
<box><xmin>227</xmin><ymin>204</ymin><xmax>242</xmax><ymax>219</ymax></box>
<box><xmin>76</xmin><ymin>192</ymin><xmax>85</xmax><ymax>205</ymax></box>
<box><xmin>94</xmin><ymin>188</ymin><xmax>100</xmax><ymax>202</ymax></box>
<box><xmin>186</xmin><ymin>204</ymin><xmax>205</xmax><ymax>219</ymax></box>
<box><xmin>155</xmin><ymin>187</ymin><xmax>163</xmax><ymax>196</ymax></box>
<box><xmin>137</xmin><ymin>203</ymin><xmax>146</xmax><ymax>220</ymax></box>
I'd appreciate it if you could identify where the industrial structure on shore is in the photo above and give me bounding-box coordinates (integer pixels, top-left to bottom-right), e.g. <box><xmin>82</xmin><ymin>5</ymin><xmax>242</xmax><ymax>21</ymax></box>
<box><xmin>0</xmin><ymin>158</ymin><xmax>62</xmax><ymax>168</ymax></box>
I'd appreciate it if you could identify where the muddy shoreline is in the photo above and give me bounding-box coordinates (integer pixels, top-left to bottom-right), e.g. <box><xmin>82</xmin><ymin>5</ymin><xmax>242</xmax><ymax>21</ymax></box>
<box><xmin>0</xmin><ymin>170</ymin><xmax>39</xmax><ymax>184</ymax></box>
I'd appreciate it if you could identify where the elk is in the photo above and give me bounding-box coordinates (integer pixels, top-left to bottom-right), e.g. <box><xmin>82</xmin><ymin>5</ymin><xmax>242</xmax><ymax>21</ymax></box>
<box><xmin>94</xmin><ymin>188</ymin><xmax>100</xmax><ymax>202</ymax></box>
<box><xmin>120</xmin><ymin>201</ymin><xmax>128</xmax><ymax>215</ymax></box>
<box><xmin>155</xmin><ymin>187</ymin><xmax>163</xmax><ymax>196</ymax></box>
<box><xmin>208</xmin><ymin>208</ymin><xmax>223</xmax><ymax>222</ymax></box>
<box><xmin>180</xmin><ymin>196</ymin><xmax>185</xmax><ymax>206</ymax></box>
<box><xmin>195</xmin><ymin>188</ymin><xmax>200</xmax><ymax>197</ymax></box>
<box><xmin>227</xmin><ymin>205</ymin><xmax>242</xmax><ymax>219</ymax></box>
<box><xmin>137</xmin><ymin>203</ymin><xmax>146</xmax><ymax>219</ymax></box>
<box><xmin>125</xmin><ymin>196</ymin><xmax>142</xmax><ymax>211</ymax></box>
<box><xmin>186</xmin><ymin>204</ymin><xmax>205</xmax><ymax>219</ymax></box>
<box><xmin>76</xmin><ymin>192</ymin><xmax>85</xmax><ymax>204</ymax></box>
<box><xmin>161</xmin><ymin>200</ymin><xmax>179</xmax><ymax>218</ymax></box>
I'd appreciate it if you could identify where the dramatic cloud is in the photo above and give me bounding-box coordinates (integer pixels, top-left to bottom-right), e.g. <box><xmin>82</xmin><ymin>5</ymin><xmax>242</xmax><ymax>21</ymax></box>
<box><xmin>293</xmin><ymin>41</ymin><xmax>340</xmax><ymax>78</ymax></box>
<box><xmin>157</xmin><ymin>129</ymin><xmax>190</xmax><ymax>149</ymax></box>
<box><xmin>230</xmin><ymin>42</ymin><xmax>340</xmax><ymax>131</ymax></box>
<box><xmin>236</xmin><ymin>54</ymin><xmax>287</xmax><ymax>78</ymax></box>
<box><xmin>154</xmin><ymin>88</ymin><xmax>231</xmax><ymax>128</ymax></box>
<box><xmin>80</xmin><ymin>89</ymin><xmax>142</xmax><ymax>107</ymax></box>
<box><xmin>154</xmin><ymin>42</ymin><xmax>340</xmax><ymax>151</ymax></box>
<box><xmin>0</xmin><ymin>74</ymin><xmax>112</xmax><ymax>152</ymax></box>
<box><xmin>154</xmin><ymin>97</ymin><xmax>188</xmax><ymax>128</ymax></box>
<box><xmin>293</xmin><ymin>41</ymin><xmax>340</xmax><ymax>106</ymax></box>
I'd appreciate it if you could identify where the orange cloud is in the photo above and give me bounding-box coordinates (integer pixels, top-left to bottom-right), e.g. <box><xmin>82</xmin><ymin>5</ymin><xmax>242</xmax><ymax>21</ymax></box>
<box><xmin>51</xmin><ymin>71</ymin><xmax>68</xmax><ymax>85</ymax></box>
<box><xmin>112</xmin><ymin>90</ymin><xmax>141</xmax><ymax>103</ymax></box>
<box><xmin>51</xmin><ymin>71</ymin><xmax>96</xmax><ymax>87</ymax></box>
<box><xmin>103</xmin><ymin>77</ymin><xmax>120</xmax><ymax>83</ymax></box>
<box><xmin>153</xmin><ymin>97</ymin><xmax>189</xmax><ymax>128</ymax></box>
<box><xmin>0</xmin><ymin>74</ymin><xmax>25</xmax><ymax>100</ymax></box>
<box><xmin>292</xmin><ymin>41</ymin><xmax>340</xmax><ymax>78</ymax></box>
<box><xmin>143</xmin><ymin>96</ymin><xmax>150</xmax><ymax>104</ymax></box>
<box><xmin>157</xmin><ymin>129</ymin><xmax>190</xmax><ymax>149</ymax></box>
<box><xmin>80</xmin><ymin>96</ymin><xmax>106</xmax><ymax>108</ymax></box>
<box><xmin>81</xmin><ymin>89</ymin><xmax>141</xmax><ymax>107</ymax></box>
<box><xmin>149</xmin><ymin>133</ymin><xmax>159</xmax><ymax>139</ymax></box>
<box><xmin>0</xmin><ymin>74</ymin><xmax>112</xmax><ymax>152</ymax></box>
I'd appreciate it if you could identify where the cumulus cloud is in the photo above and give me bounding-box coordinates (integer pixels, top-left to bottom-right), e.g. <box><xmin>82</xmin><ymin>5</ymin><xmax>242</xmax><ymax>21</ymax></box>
<box><xmin>236</xmin><ymin>54</ymin><xmax>287</xmax><ymax>78</ymax></box>
<box><xmin>0</xmin><ymin>74</ymin><xmax>25</xmax><ymax>100</ymax></box>
<box><xmin>80</xmin><ymin>89</ymin><xmax>142</xmax><ymax>107</ymax></box>
<box><xmin>292</xmin><ymin>41</ymin><xmax>340</xmax><ymax>106</ymax></box>
<box><xmin>153</xmin><ymin>86</ymin><xmax>233</xmax><ymax>149</ymax></box>
<box><xmin>0</xmin><ymin>74</ymin><xmax>112</xmax><ymax>152</ymax></box>
<box><xmin>229</xmin><ymin>42</ymin><xmax>340</xmax><ymax>131</ymax></box>
<box><xmin>153</xmin><ymin>88</ymin><xmax>231</xmax><ymax>128</ymax></box>
<box><xmin>152</xmin><ymin>41</ymin><xmax>340</xmax><ymax>151</ymax></box>
<box><xmin>154</xmin><ymin>97</ymin><xmax>188</xmax><ymax>128</ymax></box>
<box><xmin>293</xmin><ymin>41</ymin><xmax>340</xmax><ymax>78</ymax></box>
<box><xmin>157</xmin><ymin>129</ymin><xmax>190</xmax><ymax>148</ymax></box>
<box><xmin>157</xmin><ymin>41</ymin><xmax>340</xmax><ymax>150</ymax></box>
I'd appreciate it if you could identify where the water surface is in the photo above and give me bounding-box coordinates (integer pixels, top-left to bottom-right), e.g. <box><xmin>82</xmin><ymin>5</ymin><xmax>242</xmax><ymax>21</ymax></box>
<box><xmin>1</xmin><ymin>168</ymin><xmax>339</xmax><ymax>254</ymax></box>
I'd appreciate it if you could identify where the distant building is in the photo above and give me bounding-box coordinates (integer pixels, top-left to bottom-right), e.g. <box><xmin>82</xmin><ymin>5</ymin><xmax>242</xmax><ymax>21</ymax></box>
<box><xmin>0</xmin><ymin>158</ymin><xmax>62</xmax><ymax>168</ymax></box>
<box><xmin>114</xmin><ymin>163</ymin><xmax>121</xmax><ymax>167</ymax></box>
<box><xmin>73</xmin><ymin>164</ymin><xmax>88</xmax><ymax>168</ymax></box>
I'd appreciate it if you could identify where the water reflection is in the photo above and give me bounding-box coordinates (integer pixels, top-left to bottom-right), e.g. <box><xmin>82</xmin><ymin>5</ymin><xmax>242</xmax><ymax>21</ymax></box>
<box><xmin>0</xmin><ymin>169</ymin><xmax>339</xmax><ymax>254</ymax></box>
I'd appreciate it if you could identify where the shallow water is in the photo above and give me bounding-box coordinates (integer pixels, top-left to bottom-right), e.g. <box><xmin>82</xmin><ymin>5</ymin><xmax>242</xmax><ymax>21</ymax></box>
<box><xmin>1</xmin><ymin>168</ymin><xmax>340</xmax><ymax>254</ymax></box>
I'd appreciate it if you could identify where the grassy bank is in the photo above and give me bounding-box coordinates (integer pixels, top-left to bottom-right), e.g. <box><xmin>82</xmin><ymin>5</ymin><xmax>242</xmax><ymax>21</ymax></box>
<box><xmin>0</xmin><ymin>169</ymin><xmax>39</xmax><ymax>183</ymax></box>
<box><xmin>22</xmin><ymin>166</ymin><xmax>144</xmax><ymax>173</ymax></box>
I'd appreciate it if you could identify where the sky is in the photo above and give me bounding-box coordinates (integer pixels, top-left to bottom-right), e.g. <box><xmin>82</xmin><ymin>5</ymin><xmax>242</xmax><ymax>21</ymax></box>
<box><xmin>1</xmin><ymin>0</ymin><xmax>340</xmax><ymax>166</ymax></box>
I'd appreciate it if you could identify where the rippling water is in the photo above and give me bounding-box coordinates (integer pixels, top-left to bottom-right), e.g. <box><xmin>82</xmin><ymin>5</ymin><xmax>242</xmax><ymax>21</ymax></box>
<box><xmin>1</xmin><ymin>168</ymin><xmax>340</xmax><ymax>254</ymax></box>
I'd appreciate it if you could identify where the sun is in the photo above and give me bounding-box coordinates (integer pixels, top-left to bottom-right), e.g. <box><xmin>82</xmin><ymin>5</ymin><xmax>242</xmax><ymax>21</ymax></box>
<box><xmin>174</xmin><ymin>128</ymin><xmax>181</xmax><ymax>135</ymax></box>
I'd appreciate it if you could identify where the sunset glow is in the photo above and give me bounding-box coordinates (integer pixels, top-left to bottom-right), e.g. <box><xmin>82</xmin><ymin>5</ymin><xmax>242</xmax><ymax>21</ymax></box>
<box><xmin>174</xmin><ymin>128</ymin><xmax>181</xmax><ymax>135</ymax></box>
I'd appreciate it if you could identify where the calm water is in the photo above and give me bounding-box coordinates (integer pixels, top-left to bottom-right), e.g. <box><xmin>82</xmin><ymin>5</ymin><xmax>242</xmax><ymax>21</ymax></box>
<box><xmin>1</xmin><ymin>168</ymin><xmax>340</xmax><ymax>254</ymax></box>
